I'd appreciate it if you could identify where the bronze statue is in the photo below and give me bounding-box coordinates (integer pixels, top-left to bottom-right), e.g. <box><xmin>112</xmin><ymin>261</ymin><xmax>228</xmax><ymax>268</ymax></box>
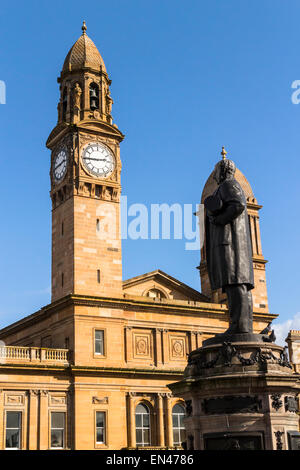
<box><xmin>204</xmin><ymin>150</ymin><xmax>254</xmax><ymax>336</ymax></box>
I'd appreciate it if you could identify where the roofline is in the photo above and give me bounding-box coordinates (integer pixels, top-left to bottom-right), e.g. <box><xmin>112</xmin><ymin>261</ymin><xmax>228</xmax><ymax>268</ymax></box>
<box><xmin>123</xmin><ymin>269</ymin><xmax>209</xmax><ymax>301</ymax></box>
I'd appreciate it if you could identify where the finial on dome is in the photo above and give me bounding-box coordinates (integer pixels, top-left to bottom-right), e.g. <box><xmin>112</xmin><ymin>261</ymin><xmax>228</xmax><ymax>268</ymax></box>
<box><xmin>221</xmin><ymin>146</ymin><xmax>227</xmax><ymax>160</ymax></box>
<box><xmin>82</xmin><ymin>20</ymin><xmax>87</xmax><ymax>35</ymax></box>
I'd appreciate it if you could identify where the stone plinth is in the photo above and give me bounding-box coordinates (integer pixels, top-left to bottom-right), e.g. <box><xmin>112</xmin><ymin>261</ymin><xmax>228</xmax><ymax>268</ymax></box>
<box><xmin>168</xmin><ymin>340</ymin><xmax>300</xmax><ymax>450</ymax></box>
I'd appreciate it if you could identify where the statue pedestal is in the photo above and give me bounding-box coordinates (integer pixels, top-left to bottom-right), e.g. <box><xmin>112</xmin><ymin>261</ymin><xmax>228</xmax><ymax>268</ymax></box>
<box><xmin>168</xmin><ymin>340</ymin><xmax>300</xmax><ymax>450</ymax></box>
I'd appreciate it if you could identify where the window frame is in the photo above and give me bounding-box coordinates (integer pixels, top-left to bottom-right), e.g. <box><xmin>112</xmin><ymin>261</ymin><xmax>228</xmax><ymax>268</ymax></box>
<box><xmin>135</xmin><ymin>402</ymin><xmax>151</xmax><ymax>447</ymax></box>
<box><xmin>172</xmin><ymin>403</ymin><xmax>186</xmax><ymax>446</ymax></box>
<box><xmin>50</xmin><ymin>411</ymin><xmax>66</xmax><ymax>450</ymax></box>
<box><xmin>93</xmin><ymin>328</ymin><xmax>106</xmax><ymax>358</ymax></box>
<box><xmin>5</xmin><ymin>410</ymin><xmax>22</xmax><ymax>450</ymax></box>
<box><xmin>95</xmin><ymin>410</ymin><xmax>107</xmax><ymax>446</ymax></box>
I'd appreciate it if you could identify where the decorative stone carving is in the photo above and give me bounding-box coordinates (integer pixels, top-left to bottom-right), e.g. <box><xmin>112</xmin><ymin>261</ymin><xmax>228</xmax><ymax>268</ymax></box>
<box><xmin>271</xmin><ymin>394</ymin><xmax>283</xmax><ymax>411</ymax></box>
<box><xmin>50</xmin><ymin>395</ymin><xmax>67</xmax><ymax>405</ymax></box>
<box><xmin>284</xmin><ymin>396</ymin><xmax>298</xmax><ymax>413</ymax></box>
<box><xmin>133</xmin><ymin>332</ymin><xmax>152</xmax><ymax>359</ymax></box>
<box><xmin>171</xmin><ymin>338</ymin><xmax>185</xmax><ymax>359</ymax></box>
<box><xmin>220</xmin><ymin>342</ymin><xmax>236</xmax><ymax>366</ymax></box>
<box><xmin>136</xmin><ymin>338</ymin><xmax>148</xmax><ymax>355</ymax></box>
<box><xmin>105</xmin><ymin>88</ymin><xmax>113</xmax><ymax>115</ymax></box>
<box><xmin>92</xmin><ymin>396</ymin><xmax>108</xmax><ymax>404</ymax></box>
<box><xmin>73</xmin><ymin>83</ymin><xmax>82</xmax><ymax>109</ymax></box>
<box><xmin>279</xmin><ymin>347</ymin><xmax>292</xmax><ymax>368</ymax></box>
<box><xmin>186</xmin><ymin>343</ymin><xmax>293</xmax><ymax>374</ymax></box>
<box><xmin>5</xmin><ymin>394</ymin><xmax>24</xmax><ymax>405</ymax></box>
<box><xmin>274</xmin><ymin>430</ymin><xmax>284</xmax><ymax>450</ymax></box>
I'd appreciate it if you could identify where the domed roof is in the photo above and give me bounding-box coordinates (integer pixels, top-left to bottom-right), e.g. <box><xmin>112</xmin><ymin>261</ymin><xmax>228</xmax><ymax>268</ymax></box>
<box><xmin>62</xmin><ymin>22</ymin><xmax>106</xmax><ymax>74</ymax></box>
<box><xmin>201</xmin><ymin>165</ymin><xmax>255</xmax><ymax>203</ymax></box>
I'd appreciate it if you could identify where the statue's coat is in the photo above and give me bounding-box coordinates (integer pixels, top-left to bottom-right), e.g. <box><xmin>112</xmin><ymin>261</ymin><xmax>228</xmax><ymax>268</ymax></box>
<box><xmin>204</xmin><ymin>178</ymin><xmax>254</xmax><ymax>291</ymax></box>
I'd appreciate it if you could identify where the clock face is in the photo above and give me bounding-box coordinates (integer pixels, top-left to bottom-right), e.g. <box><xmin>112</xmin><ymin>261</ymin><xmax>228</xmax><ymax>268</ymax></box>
<box><xmin>53</xmin><ymin>148</ymin><xmax>68</xmax><ymax>183</ymax></box>
<box><xmin>82</xmin><ymin>142</ymin><xmax>115</xmax><ymax>178</ymax></box>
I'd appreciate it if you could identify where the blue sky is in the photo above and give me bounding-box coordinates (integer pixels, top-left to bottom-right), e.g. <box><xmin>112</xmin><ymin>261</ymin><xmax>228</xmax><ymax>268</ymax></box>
<box><xmin>0</xmin><ymin>0</ymin><xmax>299</xmax><ymax>337</ymax></box>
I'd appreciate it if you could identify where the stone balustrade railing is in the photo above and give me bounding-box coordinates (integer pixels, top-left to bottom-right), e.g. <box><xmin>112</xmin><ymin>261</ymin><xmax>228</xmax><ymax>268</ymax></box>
<box><xmin>0</xmin><ymin>345</ymin><xmax>69</xmax><ymax>364</ymax></box>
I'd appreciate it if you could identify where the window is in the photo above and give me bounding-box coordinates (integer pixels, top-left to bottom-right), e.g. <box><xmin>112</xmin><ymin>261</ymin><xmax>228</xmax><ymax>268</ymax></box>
<box><xmin>172</xmin><ymin>404</ymin><xmax>186</xmax><ymax>446</ymax></box>
<box><xmin>146</xmin><ymin>289</ymin><xmax>166</xmax><ymax>300</ymax></box>
<box><xmin>97</xmin><ymin>269</ymin><xmax>101</xmax><ymax>284</ymax></box>
<box><xmin>135</xmin><ymin>403</ymin><xmax>150</xmax><ymax>447</ymax></box>
<box><xmin>96</xmin><ymin>411</ymin><xmax>106</xmax><ymax>444</ymax></box>
<box><xmin>6</xmin><ymin>411</ymin><xmax>21</xmax><ymax>449</ymax></box>
<box><xmin>95</xmin><ymin>330</ymin><xmax>104</xmax><ymax>355</ymax></box>
<box><xmin>96</xmin><ymin>219</ymin><xmax>100</xmax><ymax>233</ymax></box>
<box><xmin>61</xmin><ymin>273</ymin><xmax>64</xmax><ymax>287</ymax></box>
<box><xmin>51</xmin><ymin>412</ymin><xmax>65</xmax><ymax>449</ymax></box>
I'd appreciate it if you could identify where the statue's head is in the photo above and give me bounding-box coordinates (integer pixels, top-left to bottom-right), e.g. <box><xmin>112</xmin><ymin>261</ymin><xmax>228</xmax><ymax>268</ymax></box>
<box><xmin>213</xmin><ymin>158</ymin><xmax>236</xmax><ymax>184</ymax></box>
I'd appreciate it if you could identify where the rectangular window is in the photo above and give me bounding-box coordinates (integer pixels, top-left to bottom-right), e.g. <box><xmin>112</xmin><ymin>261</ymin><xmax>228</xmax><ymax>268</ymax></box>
<box><xmin>51</xmin><ymin>412</ymin><xmax>65</xmax><ymax>449</ymax></box>
<box><xmin>96</xmin><ymin>219</ymin><xmax>100</xmax><ymax>232</ymax></box>
<box><xmin>61</xmin><ymin>222</ymin><xmax>64</xmax><ymax>236</ymax></box>
<box><xmin>95</xmin><ymin>330</ymin><xmax>104</xmax><ymax>355</ymax></box>
<box><xmin>61</xmin><ymin>273</ymin><xmax>64</xmax><ymax>287</ymax></box>
<box><xmin>6</xmin><ymin>411</ymin><xmax>21</xmax><ymax>449</ymax></box>
<box><xmin>96</xmin><ymin>411</ymin><xmax>106</xmax><ymax>444</ymax></box>
<box><xmin>97</xmin><ymin>269</ymin><xmax>101</xmax><ymax>284</ymax></box>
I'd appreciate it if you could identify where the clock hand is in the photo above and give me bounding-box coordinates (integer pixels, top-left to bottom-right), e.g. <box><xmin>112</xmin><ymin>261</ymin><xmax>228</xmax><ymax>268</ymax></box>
<box><xmin>55</xmin><ymin>161</ymin><xmax>65</xmax><ymax>170</ymax></box>
<box><xmin>83</xmin><ymin>157</ymin><xmax>107</xmax><ymax>161</ymax></box>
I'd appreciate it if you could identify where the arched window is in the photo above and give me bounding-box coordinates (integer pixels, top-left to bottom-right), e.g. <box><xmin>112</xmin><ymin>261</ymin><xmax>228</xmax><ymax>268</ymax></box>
<box><xmin>172</xmin><ymin>403</ymin><xmax>186</xmax><ymax>446</ymax></box>
<box><xmin>89</xmin><ymin>83</ymin><xmax>99</xmax><ymax>110</ymax></box>
<box><xmin>62</xmin><ymin>87</ymin><xmax>68</xmax><ymax>121</ymax></box>
<box><xmin>146</xmin><ymin>289</ymin><xmax>166</xmax><ymax>300</ymax></box>
<box><xmin>135</xmin><ymin>403</ymin><xmax>150</xmax><ymax>447</ymax></box>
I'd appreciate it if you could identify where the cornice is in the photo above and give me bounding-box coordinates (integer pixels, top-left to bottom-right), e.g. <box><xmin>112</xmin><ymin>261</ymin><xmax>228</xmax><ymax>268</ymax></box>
<box><xmin>0</xmin><ymin>293</ymin><xmax>277</xmax><ymax>339</ymax></box>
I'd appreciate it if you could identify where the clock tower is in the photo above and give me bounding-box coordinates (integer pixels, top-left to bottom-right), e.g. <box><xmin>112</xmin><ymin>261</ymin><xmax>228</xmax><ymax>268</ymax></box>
<box><xmin>46</xmin><ymin>22</ymin><xmax>124</xmax><ymax>302</ymax></box>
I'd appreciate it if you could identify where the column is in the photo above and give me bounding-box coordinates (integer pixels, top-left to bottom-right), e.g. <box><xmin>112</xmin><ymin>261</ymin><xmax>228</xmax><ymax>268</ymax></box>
<box><xmin>162</xmin><ymin>330</ymin><xmax>169</xmax><ymax>364</ymax></box>
<box><xmin>125</xmin><ymin>327</ymin><xmax>133</xmax><ymax>363</ymax></box>
<box><xmin>190</xmin><ymin>332</ymin><xmax>197</xmax><ymax>352</ymax></box>
<box><xmin>254</xmin><ymin>216</ymin><xmax>263</xmax><ymax>255</ymax></box>
<box><xmin>39</xmin><ymin>390</ymin><xmax>49</xmax><ymax>450</ymax></box>
<box><xmin>165</xmin><ymin>393</ymin><xmax>173</xmax><ymax>448</ymax></box>
<box><xmin>0</xmin><ymin>390</ymin><xmax>3</xmax><ymax>449</ymax></box>
<box><xmin>28</xmin><ymin>390</ymin><xmax>39</xmax><ymax>450</ymax></box>
<box><xmin>155</xmin><ymin>329</ymin><xmax>163</xmax><ymax>366</ymax></box>
<box><xmin>157</xmin><ymin>394</ymin><xmax>165</xmax><ymax>447</ymax></box>
<box><xmin>127</xmin><ymin>392</ymin><xmax>136</xmax><ymax>448</ymax></box>
<box><xmin>249</xmin><ymin>215</ymin><xmax>258</xmax><ymax>255</ymax></box>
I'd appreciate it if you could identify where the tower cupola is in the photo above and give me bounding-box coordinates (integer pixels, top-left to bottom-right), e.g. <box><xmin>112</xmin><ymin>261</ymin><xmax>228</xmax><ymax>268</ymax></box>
<box><xmin>57</xmin><ymin>21</ymin><xmax>114</xmax><ymax>125</ymax></box>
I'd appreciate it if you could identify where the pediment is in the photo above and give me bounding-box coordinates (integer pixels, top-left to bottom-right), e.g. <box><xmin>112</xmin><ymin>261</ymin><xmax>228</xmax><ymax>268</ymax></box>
<box><xmin>123</xmin><ymin>269</ymin><xmax>208</xmax><ymax>302</ymax></box>
<box><xmin>76</xmin><ymin>119</ymin><xmax>124</xmax><ymax>141</ymax></box>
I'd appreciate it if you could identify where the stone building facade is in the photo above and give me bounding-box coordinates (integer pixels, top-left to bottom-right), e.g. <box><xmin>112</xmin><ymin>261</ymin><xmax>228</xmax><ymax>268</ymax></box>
<box><xmin>0</xmin><ymin>23</ymin><xmax>282</xmax><ymax>450</ymax></box>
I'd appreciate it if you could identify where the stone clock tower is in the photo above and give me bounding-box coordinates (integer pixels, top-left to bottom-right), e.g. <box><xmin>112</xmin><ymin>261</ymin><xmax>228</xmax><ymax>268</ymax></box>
<box><xmin>46</xmin><ymin>22</ymin><xmax>124</xmax><ymax>302</ymax></box>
